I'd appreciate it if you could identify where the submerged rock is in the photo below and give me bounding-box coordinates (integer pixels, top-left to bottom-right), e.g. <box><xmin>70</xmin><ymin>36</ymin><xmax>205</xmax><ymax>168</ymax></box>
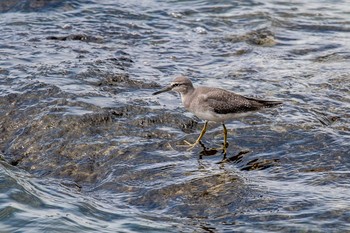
<box><xmin>226</xmin><ymin>28</ymin><xmax>276</xmax><ymax>46</ymax></box>
<box><xmin>46</xmin><ymin>34</ymin><xmax>104</xmax><ymax>43</ymax></box>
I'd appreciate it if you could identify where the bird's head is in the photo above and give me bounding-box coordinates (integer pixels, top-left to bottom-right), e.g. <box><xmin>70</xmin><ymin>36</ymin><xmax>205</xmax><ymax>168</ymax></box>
<box><xmin>153</xmin><ymin>76</ymin><xmax>194</xmax><ymax>95</ymax></box>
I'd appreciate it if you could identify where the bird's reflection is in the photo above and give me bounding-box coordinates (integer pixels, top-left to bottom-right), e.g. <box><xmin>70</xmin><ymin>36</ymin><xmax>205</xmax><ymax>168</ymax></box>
<box><xmin>198</xmin><ymin>141</ymin><xmax>250</xmax><ymax>163</ymax></box>
<box><xmin>198</xmin><ymin>141</ymin><xmax>220</xmax><ymax>159</ymax></box>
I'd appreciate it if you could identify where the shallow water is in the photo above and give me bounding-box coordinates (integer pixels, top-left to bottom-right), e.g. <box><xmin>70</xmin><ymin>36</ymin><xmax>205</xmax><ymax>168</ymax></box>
<box><xmin>1</xmin><ymin>0</ymin><xmax>350</xmax><ymax>232</ymax></box>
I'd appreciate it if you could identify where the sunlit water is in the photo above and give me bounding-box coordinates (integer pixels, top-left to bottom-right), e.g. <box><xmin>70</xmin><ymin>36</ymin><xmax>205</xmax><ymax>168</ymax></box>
<box><xmin>1</xmin><ymin>0</ymin><xmax>350</xmax><ymax>232</ymax></box>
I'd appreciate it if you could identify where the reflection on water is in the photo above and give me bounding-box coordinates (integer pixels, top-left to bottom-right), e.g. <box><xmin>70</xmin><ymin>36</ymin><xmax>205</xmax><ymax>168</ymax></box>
<box><xmin>0</xmin><ymin>0</ymin><xmax>350</xmax><ymax>232</ymax></box>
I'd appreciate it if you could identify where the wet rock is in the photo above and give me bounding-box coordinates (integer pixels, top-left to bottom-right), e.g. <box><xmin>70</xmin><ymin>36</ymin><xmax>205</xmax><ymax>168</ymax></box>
<box><xmin>132</xmin><ymin>111</ymin><xmax>197</xmax><ymax>130</ymax></box>
<box><xmin>0</xmin><ymin>0</ymin><xmax>74</xmax><ymax>13</ymax></box>
<box><xmin>97</xmin><ymin>73</ymin><xmax>160</xmax><ymax>89</ymax></box>
<box><xmin>289</xmin><ymin>44</ymin><xmax>340</xmax><ymax>56</ymax></box>
<box><xmin>241</xmin><ymin>158</ymin><xmax>280</xmax><ymax>171</ymax></box>
<box><xmin>316</xmin><ymin>114</ymin><xmax>340</xmax><ymax>126</ymax></box>
<box><xmin>0</xmin><ymin>78</ymin><xmax>197</xmax><ymax>185</ymax></box>
<box><xmin>226</xmin><ymin>28</ymin><xmax>276</xmax><ymax>46</ymax></box>
<box><xmin>46</xmin><ymin>34</ymin><xmax>104</xmax><ymax>43</ymax></box>
<box><xmin>126</xmin><ymin>170</ymin><xmax>271</xmax><ymax>225</ymax></box>
<box><xmin>314</xmin><ymin>52</ymin><xmax>350</xmax><ymax>62</ymax></box>
<box><xmin>0</xmin><ymin>68</ymin><xmax>9</xmax><ymax>75</ymax></box>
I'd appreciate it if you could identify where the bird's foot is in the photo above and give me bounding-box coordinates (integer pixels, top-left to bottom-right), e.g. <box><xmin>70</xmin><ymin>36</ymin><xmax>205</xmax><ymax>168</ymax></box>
<box><xmin>210</xmin><ymin>142</ymin><xmax>229</xmax><ymax>155</ymax></box>
<box><xmin>183</xmin><ymin>140</ymin><xmax>200</xmax><ymax>151</ymax></box>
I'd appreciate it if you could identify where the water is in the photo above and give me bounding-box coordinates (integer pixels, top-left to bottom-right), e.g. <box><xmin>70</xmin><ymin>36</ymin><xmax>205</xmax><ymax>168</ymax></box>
<box><xmin>1</xmin><ymin>0</ymin><xmax>350</xmax><ymax>232</ymax></box>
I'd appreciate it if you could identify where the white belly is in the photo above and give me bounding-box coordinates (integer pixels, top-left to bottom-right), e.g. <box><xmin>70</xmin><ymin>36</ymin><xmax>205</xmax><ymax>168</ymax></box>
<box><xmin>192</xmin><ymin>109</ymin><xmax>253</xmax><ymax>123</ymax></box>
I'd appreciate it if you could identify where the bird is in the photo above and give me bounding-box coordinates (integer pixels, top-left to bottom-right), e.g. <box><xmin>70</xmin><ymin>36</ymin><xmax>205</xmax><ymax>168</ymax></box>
<box><xmin>152</xmin><ymin>76</ymin><xmax>282</xmax><ymax>154</ymax></box>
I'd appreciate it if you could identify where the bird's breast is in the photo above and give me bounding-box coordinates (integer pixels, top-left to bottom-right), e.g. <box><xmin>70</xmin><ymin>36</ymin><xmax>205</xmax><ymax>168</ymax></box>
<box><xmin>181</xmin><ymin>94</ymin><xmax>191</xmax><ymax>109</ymax></box>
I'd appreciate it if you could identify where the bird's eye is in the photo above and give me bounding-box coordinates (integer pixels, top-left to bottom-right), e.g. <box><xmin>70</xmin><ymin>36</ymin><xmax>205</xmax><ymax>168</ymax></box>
<box><xmin>173</xmin><ymin>83</ymin><xmax>180</xmax><ymax>87</ymax></box>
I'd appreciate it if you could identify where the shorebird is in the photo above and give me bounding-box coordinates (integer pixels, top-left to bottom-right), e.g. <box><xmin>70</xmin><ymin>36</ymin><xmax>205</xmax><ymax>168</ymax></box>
<box><xmin>153</xmin><ymin>76</ymin><xmax>282</xmax><ymax>154</ymax></box>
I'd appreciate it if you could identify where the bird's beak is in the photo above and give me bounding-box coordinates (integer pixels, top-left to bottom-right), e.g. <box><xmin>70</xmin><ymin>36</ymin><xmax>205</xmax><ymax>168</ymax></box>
<box><xmin>152</xmin><ymin>85</ymin><xmax>172</xmax><ymax>95</ymax></box>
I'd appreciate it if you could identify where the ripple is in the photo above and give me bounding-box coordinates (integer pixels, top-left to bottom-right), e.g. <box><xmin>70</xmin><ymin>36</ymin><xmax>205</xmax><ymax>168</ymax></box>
<box><xmin>1</xmin><ymin>0</ymin><xmax>350</xmax><ymax>232</ymax></box>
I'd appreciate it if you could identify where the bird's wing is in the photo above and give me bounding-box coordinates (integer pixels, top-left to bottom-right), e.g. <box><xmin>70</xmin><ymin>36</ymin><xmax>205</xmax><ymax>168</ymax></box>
<box><xmin>204</xmin><ymin>89</ymin><xmax>265</xmax><ymax>114</ymax></box>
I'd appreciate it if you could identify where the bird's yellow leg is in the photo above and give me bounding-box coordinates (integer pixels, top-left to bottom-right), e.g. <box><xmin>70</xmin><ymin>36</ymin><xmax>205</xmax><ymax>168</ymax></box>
<box><xmin>184</xmin><ymin>121</ymin><xmax>208</xmax><ymax>150</ymax></box>
<box><xmin>210</xmin><ymin>124</ymin><xmax>229</xmax><ymax>154</ymax></box>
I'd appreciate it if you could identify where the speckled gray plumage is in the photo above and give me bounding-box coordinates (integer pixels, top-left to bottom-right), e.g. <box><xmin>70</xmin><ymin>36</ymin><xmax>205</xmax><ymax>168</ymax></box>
<box><xmin>204</xmin><ymin>87</ymin><xmax>281</xmax><ymax>114</ymax></box>
<box><xmin>153</xmin><ymin>76</ymin><xmax>282</xmax><ymax>123</ymax></box>
<box><xmin>152</xmin><ymin>76</ymin><xmax>282</xmax><ymax>150</ymax></box>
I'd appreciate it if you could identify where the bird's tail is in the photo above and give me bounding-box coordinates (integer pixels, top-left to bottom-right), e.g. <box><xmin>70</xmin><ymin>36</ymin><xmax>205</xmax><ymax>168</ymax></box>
<box><xmin>246</xmin><ymin>97</ymin><xmax>282</xmax><ymax>108</ymax></box>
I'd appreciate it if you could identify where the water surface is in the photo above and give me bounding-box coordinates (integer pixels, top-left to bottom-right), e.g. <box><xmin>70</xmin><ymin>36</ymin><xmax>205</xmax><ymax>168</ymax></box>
<box><xmin>1</xmin><ymin>0</ymin><xmax>350</xmax><ymax>232</ymax></box>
